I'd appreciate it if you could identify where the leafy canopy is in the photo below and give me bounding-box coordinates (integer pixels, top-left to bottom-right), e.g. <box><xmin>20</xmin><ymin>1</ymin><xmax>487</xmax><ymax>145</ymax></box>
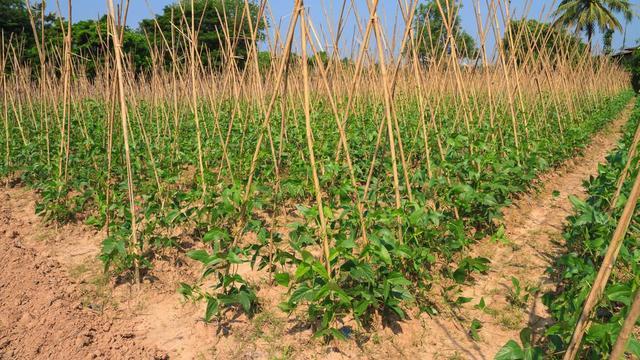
<box><xmin>413</xmin><ymin>0</ymin><xmax>478</xmax><ymax>63</ymax></box>
<box><xmin>625</xmin><ymin>48</ymin><xmax>640</xmax><ymax>92</ymax></box>
<box><xmin>553</xmin><ymin>0</ymin><xmax>634</xmax><ymax>46</ymax></box>
<box><xmin>0</xmin><ymin>0</ymin><xmax>57</xmax><ymax>63</ymax></box>
<box><xmin>0</xmin><ymin>0</ymin><xmax>31</xmax><ymax>36</ymax></box>
<box><xmin>139</xmin><ymin>0</ymin><xmax>267</xmax><ymax>68</ymax></box>
<box><xmin>503</xmin><ymin>19</ymin><xmax>587</xmax><ymax>66</ymax></box>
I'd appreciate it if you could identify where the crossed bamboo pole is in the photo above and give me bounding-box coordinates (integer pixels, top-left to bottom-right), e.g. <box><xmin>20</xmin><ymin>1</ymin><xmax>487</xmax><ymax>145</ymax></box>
<box><xmin>564</xmin><ymin>100</ymin><xmax>640</xmax><ymax>360</ymax></box>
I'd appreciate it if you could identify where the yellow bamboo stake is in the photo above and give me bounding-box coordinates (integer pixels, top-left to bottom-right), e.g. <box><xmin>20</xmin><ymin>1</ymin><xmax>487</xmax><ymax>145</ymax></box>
<box><xmin>564</xmin><ymin>157</ymin><xmax>640</xmax><ymax>359</ymax></box>
<box><xmin>609</xmin><ymin>288</ymin><xmax>640</xmax><ymax>359</ymax></box>
<box><xmin>106</xmin><ymin>0</ymin><xmax>139</xmax><ymax>285</ymax></box>
<box><xmin>300</xmin><ymin>2</ymin><xmax>331</xmax><ymax>275</ymax></box>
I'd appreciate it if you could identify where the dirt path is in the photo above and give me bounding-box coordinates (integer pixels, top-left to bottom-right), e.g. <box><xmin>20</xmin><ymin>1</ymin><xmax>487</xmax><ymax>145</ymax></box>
<box><xmin>0</xmin><ymin>100</ymin><xmax>634</xmax><ymax>360</ymax></box>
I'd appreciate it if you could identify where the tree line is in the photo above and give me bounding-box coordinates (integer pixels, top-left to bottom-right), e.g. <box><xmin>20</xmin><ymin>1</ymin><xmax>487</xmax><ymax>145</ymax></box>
<box><xmin>0</xmin><ymin>0</ymin><xmax>637</xmax><ymax>81</ymax></box>
<box><xmin>1</xmin><ymin>0</ymin><xmax>268</xmax><ymax>76</ymax></box>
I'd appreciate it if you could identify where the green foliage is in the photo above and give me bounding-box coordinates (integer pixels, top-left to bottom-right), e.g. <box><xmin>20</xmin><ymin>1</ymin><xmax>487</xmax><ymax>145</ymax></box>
<box><xmin>308</xmin><ymin>50</ymin><xmax>329</xmax><ymax>68</ymax></box>
<box><xmin>553</xmin><ymin>0</ymin><xmax>634</xmax><ymax>47</ymax></box>
<box><xmin>256</xmin><ymin>51</ymin><xmax>272</xmax><ymax>72</ymax></box>
<box><xmin>139</xmin><ymin>0</ymin><xmax>266</xmax><ymax>69</ymax></box>
<box><xmin>0</xmin><ymin>0</ymin><xmax>57</xmax><ymax>65</ymax></box>
<box><xmin>495</xmin><ymin>328</ymin><xmax>544</xmax><ymax>360</ymax></box>
<box><xmin>1</xmin><ymin>0</ymin><xmax>266</xmax><ymax>74</ymax></box>
<box><xmin>503</xmin><ymin>19</ymin><xmax>586</xmax><ymax>65</ymax></box>
<box><xmin>603</xmin><ymin>28</ymin><xmax>614</xmax><ymax>54</ymax></box>
<box><xmin>0</xmin><ymin>64</ymin><xmax>633</xmax><ymax>343</ymax></box>
<box><xmin>506</xmin><ymin>277</ymin><xmax>539</xmax><ymax>309</ymax></box>
<box><xmin>40</xmin><ymin>16</ymin><xmax>151</xmax><ymax>77</ymax></box>
<box><xmin>470</xmin><ymin>318</ymin><xmax>483</xmax><ymax>341</ymax></box>
<box><xmin>177</xmin><ymin>183</ymin><xmax>265</xmax><ymax>321</ymax></box>
<box><xmin>452</xmin><ymin>256</ymin><xmax>490</xmax><ymax>284</ymax></box>
<box><xmin>277</xmin><ymin>203</ymin><xmax>418</xmax><ymax>338</ymax></box>
<box><xmin>413</xmin><ymin>0</ymin><xmax>478</xmax><ymax>62</ymax></box>
<box><xmin>504</xmin><ymin>98</ymin><xmax>640</xmax><ymax>358</ymax></box>
<box><xmin>627</xmin><ymin>48</ymin><xmax>640</xmax><ymax>93</ymax></box>
<box><xmin>0</xmin><ymin>0</ymin><xmax>31</xmax><ymax>37</ymax></box>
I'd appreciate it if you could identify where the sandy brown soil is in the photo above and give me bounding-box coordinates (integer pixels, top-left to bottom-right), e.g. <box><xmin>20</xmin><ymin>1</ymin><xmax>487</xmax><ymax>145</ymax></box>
<box><xmin>0</xmin><ymin>188</ymin><xmax>168</xmax><ymax>360</ymax></box>
<box><xmin>0</xmin><ymin>101</ymin><xmax>634</xmax><ymax>360</ymax></box>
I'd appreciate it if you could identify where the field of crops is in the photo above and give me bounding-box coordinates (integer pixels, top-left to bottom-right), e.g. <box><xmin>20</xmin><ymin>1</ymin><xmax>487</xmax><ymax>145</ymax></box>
<box><xmin>1</xmin><ymin>0</ymin><xmax>639</xmax><ymax>359</ymax></box>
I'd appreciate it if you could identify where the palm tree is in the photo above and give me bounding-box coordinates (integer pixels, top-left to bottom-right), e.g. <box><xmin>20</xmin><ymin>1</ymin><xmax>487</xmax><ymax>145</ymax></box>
<box><xmin>553</xmin><ymin>0</ymin><xmax>635</xmax><ymax>50</ymax></box>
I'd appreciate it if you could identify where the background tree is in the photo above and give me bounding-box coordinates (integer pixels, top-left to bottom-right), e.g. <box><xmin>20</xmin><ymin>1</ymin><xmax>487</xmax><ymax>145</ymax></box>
<box><xmin>0</xmin><ymin>0</ymin><xmax>31</xmax><ymax>39</ymax></box>
<box><xmin>0</xmin><ymin>0</ymin><xmax>56</xmax><ymax>64</ymax></box>
<box><xmin>632</xmin><ymin>49</ymin><xmax>640</xmax><ymax>92</ymax></box>
<box><xmin>139</xmin><ymin>0</ymin><xmax>267</xmax><ymax>69</ymax></box>
<box><xmin>308</xmin><ymin>50</ymin><xmax>329</xmax><ymax>68</ymax></box>
<box><xmin>413</xmin><ymin>0</ymin><xmax>477</xmax><ymax>63</ymax></box>
<box><xmin>256</xmin><ymin>50</ymin><xmax>272</xmax><ymax>72</ymax></box>
<box><xmin>504</xmin><ymin>19</ymin><xmax>586</xmax><ymax>65</ymax></box>
<box><xmin>618</xmin><ymin>47</ymin><xmax>640</xmax><ymax>92</ymax></box>
<box><xmin>74</xmin><ymin>17</ymin><xmax>149</xmax><ymax>76</ymax></box>
<box><xmin>32</xmin><ymin>16</ymin><xmax>150</xmax><ymax>77</ymax></box>
<box><xmin>603</xmin><ymin>27</ymin><xmax>614</xmax><ymax>54</ymax></box>
<box><xmin>553</xmin><ymin>0</ymin><xmax>634</xmax><ymax>50</ymax></box>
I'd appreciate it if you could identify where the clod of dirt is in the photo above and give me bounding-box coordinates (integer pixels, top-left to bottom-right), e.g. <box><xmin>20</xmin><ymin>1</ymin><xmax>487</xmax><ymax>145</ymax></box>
<box><xmin>0</xmin><ymin>216</ymin><xmax>163</xmax><ymax>359</ymax></box>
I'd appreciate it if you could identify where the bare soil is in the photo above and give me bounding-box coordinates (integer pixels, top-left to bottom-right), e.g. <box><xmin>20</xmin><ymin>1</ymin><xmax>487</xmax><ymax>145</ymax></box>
<box><xmin>0</xmin><ymin>188</ymin><xmax>167</xmax><ymax>360</ymax></box>
<box><xmin>0</xmin><ymin>101</ymin><xmax>633</xmax><ymax>360</ymax></box>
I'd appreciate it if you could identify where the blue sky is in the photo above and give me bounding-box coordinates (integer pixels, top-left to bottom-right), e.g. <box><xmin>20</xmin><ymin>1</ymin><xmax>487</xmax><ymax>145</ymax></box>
<box><xmin>53</xmin><ymin>0</ymin><xmax>640</xmax><ymax>55</ymax></box>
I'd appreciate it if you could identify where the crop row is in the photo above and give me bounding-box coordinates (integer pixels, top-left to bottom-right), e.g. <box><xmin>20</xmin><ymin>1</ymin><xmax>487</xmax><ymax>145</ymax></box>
<box><xmin>543</xmin><ymin>97</ymin><xmax>640</xmax><ymax>358</ymax></box>
<box><xmin>0</xmin><ymin>88</ymin><xmax>633</xmax><ymax>337</ymax></box>
<box><xmin>496</xmin><ymin>97</ymin><xmax>640</xmax><ymax>359</ymax></box>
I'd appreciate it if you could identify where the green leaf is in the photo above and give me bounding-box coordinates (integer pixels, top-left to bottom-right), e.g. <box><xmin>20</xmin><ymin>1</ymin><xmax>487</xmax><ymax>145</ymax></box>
<box><xmin>311</xmin><ymin>261</ymin><xmax>330</xmax><ymax>281</ymax></box>
<box><xmin>187</xmin><ymin>249</ymin><xmax>212</xmax><ymax>264</ymax></box>
<box><xmin>354</xmin><ymin>300</ymin><xmax>372</xmax><ymax>316</ymax></box>
<box><xmin>377</xmin><ymin>243</ymin><xmax>392</xmax><ymax>265</ymax></box>
<box><xmin>626</xmin><ymin>336</ymin><xmax>640</xmax><ymax>357</ymax></box>
<box><xmin>295</xmin><ymin>262</ymin><xmax>311</xmax><ymax>280</ymax></box>
<box><xmin>203</xmin><ymin>228</ymin><xmax>229</xmax><ymax>243</ymax></box>
<box><xmin>290</xmin><ymin>284</ymin><xmax>312</xmax><ymax>303</ymax></box>
<box><xmin>495</xmin><ymin>340</ymin><xmax>524</xmax><ymax>360</ymax></box>
<box><xmin>278</xmin><ymin>301</ymin><xmax>294</xmax><ymax>313</ymax></box>
<box><xmin>337</xmin><ymin>238</ymin><xmax>356</xmax><ymax>249</ymax></box>
<box><xmin>275</xmin><ymin>272</ymin><xmax>290</xmax><ymax>287</ymax></box>
<box><xmin>166</xmin><ymin>210</ymin><xmax>180</xmax><ymax>223</ymax></box>
<box><xmin>236</xmin><ymin>291</ymin><xmax>252</xmax><ymax>313</ymax></box>
<box><xmin>322</xmin><ymin>205</ymin><xmax>334</xmax><ymax>220</ymax></box>
<box><xmin>388</xmin><ymin>304</ymin><xmax>406</xmax><ymax>318</ymax></box>
<box><xmin>314</xmin><ymin>327</ymin><xmax>346</xmax><ymax>341</ymax></box>
<box><xmin>349</xmin><ymin>265</ymin><xmax>374</xmax><ymax>282</ymax></box>
<box><xmin>455</xmin><ymin>296</ymin><xmax>473</xmax><ymax>305</ymax></box>
<box><xmin>453</xmin><ymin>268</ymin><xmax>467</xmax><ymax>284</ymax></box>
<box><xmin>470</xmin><ymin>318</ymin><xmax>482</xmax><ymax>341</ymax></box>
<box><xmin>519</xmin><ymin>328</ymin><xmax>533</xmax><ymax>347</ymax></box>
<box><xmin>606</xmin><ymin>283</ymin><xmax>632</xmax><ymax>305</ymax></box>
<box><xmin>386</xmin><ymin>272</ymin><xmax>412</xmax><ymax>286</ymax></box>
<box><xmin>178</xmin><ymin>282</ymin><xmax>193</xmax><ymax>298</ymax></box>
<box><xmin>568</xmin><ymin>195</ymin><xmax>585</xmax><ymax>208</ymax></box>
<box><xmin>226</xmin><ymin>251</ymin><xmax>243</xmax><ymax>264</ymax></box>
<box><xmin>204</xmin><ymin>296</ymin><xmax>218</xmax><ymax>322</ymax></box>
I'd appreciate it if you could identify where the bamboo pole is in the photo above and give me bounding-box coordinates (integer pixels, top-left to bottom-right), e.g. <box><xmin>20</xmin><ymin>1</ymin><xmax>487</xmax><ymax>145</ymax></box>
<box><xmin>564</xmin><ymin>155</ymin><xmax>640</xmax><ymax>359</ymax></box>
<box><xmin>610</xmin><ymin>102</ymin><xmax>640</xmax><ymax>212</ymax></box>
<box><xmin>299</xmin><ymin>2</ymin><xmax>331</xmax><ymax>276</ymax></box>
<box><xmin>609</xmin><ymin>288</ymin><xmax>640</xmax><ymax>359</ymax></box>
<box><xmin>106</xmin><ymin>0</ymin><xmax>139</xmax><ymax>285</ymax></box>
